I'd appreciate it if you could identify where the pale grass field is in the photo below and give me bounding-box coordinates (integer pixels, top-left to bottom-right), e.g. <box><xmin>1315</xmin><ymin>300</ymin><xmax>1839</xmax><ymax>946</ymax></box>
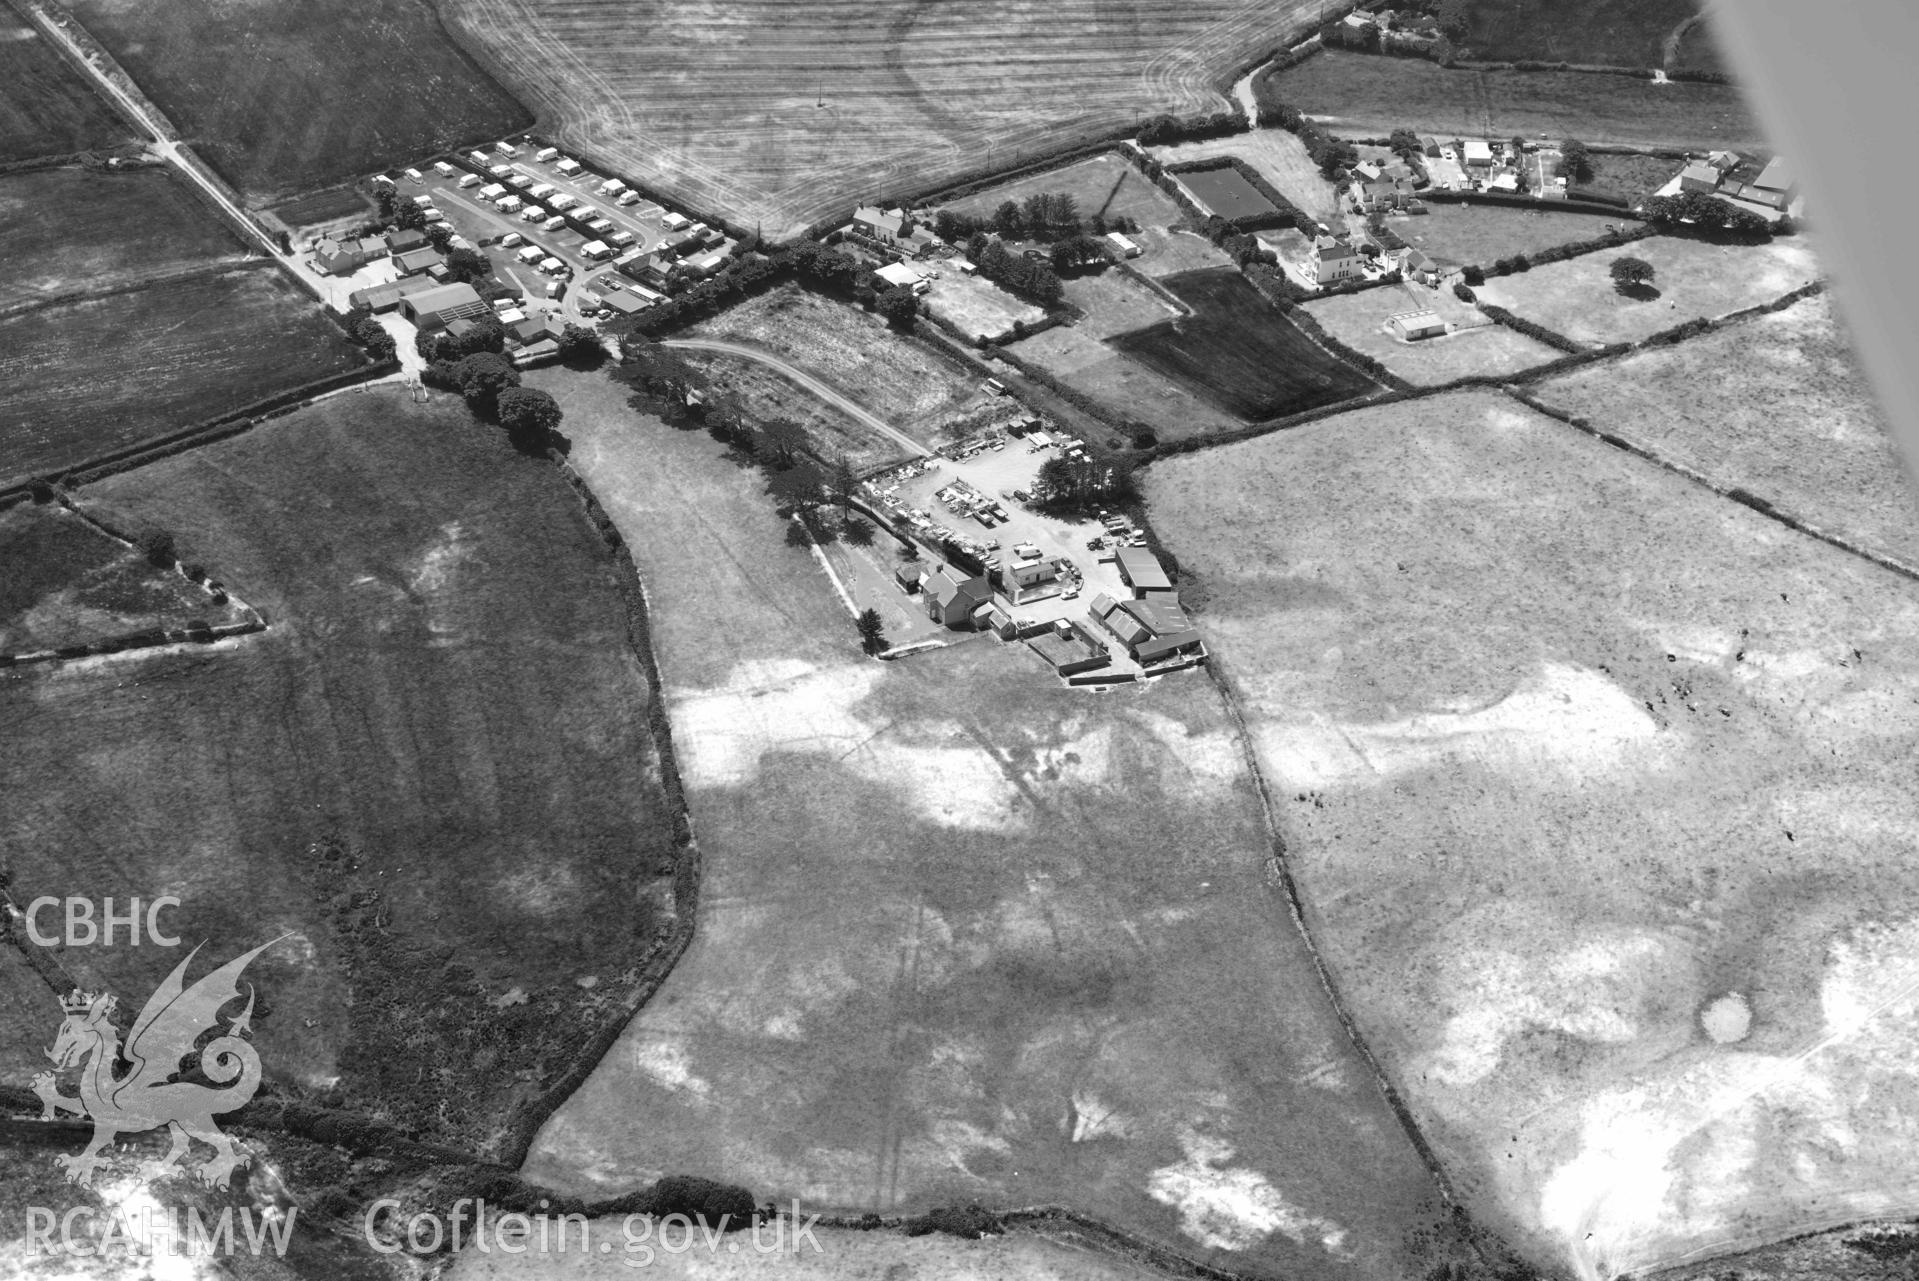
<box><xmin>1147</xmin><ymin>388</ymin><xmax>1919</xmax><ymax>1278</ymax></box>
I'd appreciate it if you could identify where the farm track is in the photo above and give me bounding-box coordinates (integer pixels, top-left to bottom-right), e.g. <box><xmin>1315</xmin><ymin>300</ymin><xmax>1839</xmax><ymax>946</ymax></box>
<box><xmin>663</xmin><ymin>337</ymin><xmax>932</xmax><ymax>459</ymax></box>
<box><xmin>441</xmin><ymin>0</ymin><xmax>1325</xmax><ymax>239</ymax></box>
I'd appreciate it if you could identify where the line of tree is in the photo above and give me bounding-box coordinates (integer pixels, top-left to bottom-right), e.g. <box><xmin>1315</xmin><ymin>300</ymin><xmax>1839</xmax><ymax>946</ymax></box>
<box><xmin>341</xmin><ymin>306</ymin><xmax>397</xmax><ymax>364</ymax></box>
<box><xmin>932</xmin><ymin>198</ymin><xmax>1140</xmax><ymax>247</ymax></box>
<box><xmin>1032</xmin><ymin>452</ymin><xmax>1136</xmax><ymax>517</ymax></box>
<box><xmin>1251</xmin><ymin>90</ymin><xmax>1359</xmax><ymax>179</ymax></box>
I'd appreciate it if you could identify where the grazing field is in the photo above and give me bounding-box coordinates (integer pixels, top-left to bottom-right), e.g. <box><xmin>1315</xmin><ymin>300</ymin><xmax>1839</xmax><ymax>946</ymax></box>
<box><xmin>0</xmin><ymin>11</ymin><xmax>138</xmax><ymax>164</ymax></box>
<box><xmin>0</xmin><ymin>265</ymin><xmax>365</xmax><ymax>484</ymax></box>
<box><xmin>1390</xmin><ymin>204</ymin><xmax>1623</xmax><ymax>271</ymax></box>
<box><xmin>1444</xmin><ymin>0</ymin><xmax>1704</xmax><ymax>68</ymax></box>
<box><xmin>1268</xmin><ymin>50</ymin><xmax>1761</xmax><ymax>150</ymax></box>
<box><xmin>941</xmin><ymin>152</ymin><xmax>1182</xmax><ymax>232</ymax></box>
<box><xmin>266</xmin><ymin>184</ymin><xmax>376</xmax><ymax>231</ymax></box>
<box><xmin>1530</xmin><ymin>292</ymin><xmax>1919</xmax><ymax>566</ymax></box>
<box><xmin>920</xmin><ymin>270</ymin><xmax>1046</xmax><ymax>343</ymax></box>
<box><xmin>1061</xmin><ymin>267</ymin><xmax>1182</xmax><ymax>340</ymax></box>
<box><xmin>1014</xmin><ymin>323</ymin><xmax>1241</xmax><ymax>440</ymax></box>
<box><xmin>511</xmin><ymin>365</ymin><xmax>1451</xmax><ymax>1281</ymax></box>
<box><xmin>0</xmin><ymin>502</ymin><xmax>247</xmax><ymax>655</ymax></box>
<box><xmin>1146</xmin><ymin>388</ymin><xmax>1919</xmax><ymax>1279</ymax></box>
<box><xmin>1670</xmin><ymin>12</ymin><xmax>1727</xmax><ymax>76</ymax></box>
<box><xmin>1112</xmin><ymin>269</ymin><xmax>1375</xmax><ymax>420</ymax></box>
<box><xmin>1576</xmin><ymin>150</ymin><xmax>1686</xmax><ymax>205</ymax></box>
<box><xmin>1175</xmin><ymin>164</ymin><xmax>1279</xmax><ymax>222</ymax></box>
<box><xmin>0</xmin><ymin>388</ymin><xmax>680</xmax><ymax>1157</ymax></box>
<box><xmin>1472</xmin><ymin>233</ymin><xmax>1821</xmax><ymax>347</ymax></box>
<box><xmin>1152</xmin><ymin>129</ymin><xmax>1341</xmax><ymax>224</ymax></box>
<box><xmin>63</xmin><ymin>0</ymin><xmax>531</xmax><ymax>200</ymax></box>
<box><xmin>1303</xmin><ymin>283</ymin><xmax>1560</xmax><ymax>384</ymax></box>
<box><xmin>441</xmin><ymin>0</ymin><xmax>1327</xmax><ymax>240</ymax></box>
<box><xmin>0</xmin><ymin>166</ymin><xmax>247</xmax><ymax>311</ymax></box>
<box><xmin>685</xmin><ymin>283</ymin><xmax>983</xmax><ymax>453</ymax></box>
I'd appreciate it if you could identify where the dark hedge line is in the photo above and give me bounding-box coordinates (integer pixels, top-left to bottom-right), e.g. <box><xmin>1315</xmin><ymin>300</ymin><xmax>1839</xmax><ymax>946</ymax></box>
<box><xmin>1447</xmin><ymin>58</ymin><xmax>1657</xmax><ymax>79</ymax></box>
<box><xmin>1418</xmin><ymin>188</ymin><xmax>1646</xmax><ymax>219</ymax></box>
<box><xmin>911</xmin><ymin>134</ymin><xmax>1136</xmax><ymax>211</ymax></box>
<box><xmin>1170</xmin><ymin>155</ymin><xmax>1311</xmax><ymax>232</ymax></box>
<box><xmin>36</xmin><ymin>359</ymin><xmax>399</xmax><ymax>494</ymax></box>
<box><xmin>987</xmin><ymin>346</ymin><xmax>1134</xmax><ymax>433</ymax></box>
<box><xmin>1477</xmin><ymin>303</ymin><xmax>1585</xmax><ymax>354</ymax></box>
<box><xmin>1286</xmin><ymin>306</ymin><xmax>1411</xmax><ymax>391</ymax></box>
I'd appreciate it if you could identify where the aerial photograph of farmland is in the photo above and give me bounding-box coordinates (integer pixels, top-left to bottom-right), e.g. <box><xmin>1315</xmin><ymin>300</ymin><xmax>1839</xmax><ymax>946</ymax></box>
<box><xmin>3</xmin><ymin>3</ymin><xmax>1917</xmax><ymax>1281</ymax></box>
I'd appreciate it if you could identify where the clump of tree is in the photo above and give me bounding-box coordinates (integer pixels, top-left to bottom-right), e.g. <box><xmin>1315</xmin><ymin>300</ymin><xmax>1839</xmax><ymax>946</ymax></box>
<box><xmin>426</xmin><ymin>350</ymin><xmax>519</xmax><ymax>415</ymax></box>
<box><xmin>1033</xmin><ymin>452</ymin><xmax>1136</xmax><ymax>517</ymax></box>
<box><xmin>856</xmin><ymin>608</ymin><xmax>887</xmax><ymax>656</ymax></box>
<box><xmin>139</xmin><ymin>529</ymin><xmax>177</xmax><ymax>569</ymax></box>
<box><xmin>444</xmin><ymin>246</ymin><xmax>491</xmax><ymax>284</ymax></box>
<box><xmin>556</xmin><ymin>322</ymin><xmax>604</xmax><ymax>368</ymax></box>
<box><xmin>875</xmin><ymin>285</ymin><xmax>918</xmax><ymax>331</ymax></box>
<box><xmin>342</xmin><ymin>306</ymin><xmax>397</xmax><ymax>365</ymax></box>
<box><xmin>963</xmin><ymin>232</ymin><xmax>1064</xmax><ymax>306</ymax></box>
<box><xmin>1559</xmin><ymin>138</ymin><xmax>1594</xmax><ymax>183</ymax></box>
<box><xmin>1641</xmin><ymin>190</ymin><xmax>1773</xmax><ymax>235</ymax></box>
<box><xmin>1610</xmin><ymin>255</ymin><xmax>1656</xmax><ymax>295</ymax></box>
<box><xmin>417</xmin><ymin>314</ymin><xmax>506</xmax><ymax>365</ymax></box>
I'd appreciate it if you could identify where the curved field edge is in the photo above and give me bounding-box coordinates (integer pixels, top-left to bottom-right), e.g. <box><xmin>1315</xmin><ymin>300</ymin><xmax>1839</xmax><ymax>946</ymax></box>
<box><xmin>438</xmin><ymin>0</ymin><xmax>1326</xmax><ymax>240</ymax></box>
<box><xmin>0</xmin><ymin>387</ymin><xmax>692</xmax><ymax>1164</ymax></box>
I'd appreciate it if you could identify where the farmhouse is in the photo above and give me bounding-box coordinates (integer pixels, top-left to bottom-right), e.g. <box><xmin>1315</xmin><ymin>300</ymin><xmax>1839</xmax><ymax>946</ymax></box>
<box><xmin>1387</xmin><ymin>311</ymin><xmax>1447</xmax><ymax>341</ymax></box>
<box><xmin>401</xmin><ymin>282</ymin><xmax>489</xmax><ymax>330</ymax></box>
<box><xmin>1309</xmin><ymin>235</ymin><xmax>1362</xmax><ymax>286</ymax></box>
<box><xmin>923</xmin><ymin>566</ymin><xmax>993</xmax><ymax>628</ymax></box>
<box><xmin>852</xmin><ymin>205</ymin><xmax>910</xmax><ymax>243</ymax></box>
<box><xmin>1355</xmin><ymin>178</ymin><xmax>1416</xmax><ymax>213</ymax></box>
<box><xmin>312</xmin><ymin>238</ymin><xmax>365</xmax><ymax>276</ymax></box>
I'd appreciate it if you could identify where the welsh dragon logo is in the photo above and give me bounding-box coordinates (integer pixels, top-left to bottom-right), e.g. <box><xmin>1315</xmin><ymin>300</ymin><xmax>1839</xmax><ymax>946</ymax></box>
<box><xmin>33</xmin><ymin>938</ymin><xmax>282</xmax><ymax>1189</ymax></box>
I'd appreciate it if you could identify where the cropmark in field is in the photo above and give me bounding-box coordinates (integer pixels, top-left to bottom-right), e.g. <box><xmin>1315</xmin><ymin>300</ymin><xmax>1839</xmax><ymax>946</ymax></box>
<box><xmin>442</xmin><ymin>0</ymin><xmax>1327</xmax><ymax>239</ymax></box>
<box><xmin>1146</xmin><ymin>387</ymin><xmax>1919</xmax><ymax>1279</ymax></box>
<box><xmin>510</xmin><ymin>366</ymin><xmax>1451</xmax><ymax>1281</ymax></box>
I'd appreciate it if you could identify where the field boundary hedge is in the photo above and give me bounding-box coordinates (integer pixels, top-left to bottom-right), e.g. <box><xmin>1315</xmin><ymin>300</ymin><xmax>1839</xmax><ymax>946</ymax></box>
<box><xmin>4</xmin><ymin>358</ymin><xmax>397</xmax><ymax>497</ymax></box>
<box><xmin>1286</xmin><ymin>306</ymin><xmax>1413</xmax><ymax>390</ymax></box>
<box><xmin>1164</xmin><ymin>156</ymin><xmax>1298</xmax><ymax>233</ymax></box>
<box><xmin>1504</xmin><ymin>379</ymin><xmax>1919</xmax><ymax>585</ymax></box>
<box><xmin>1476</xmin><ymin>302</ymin><xmax>1584</xmax><ymax>354</ymax></box>
<box><xmin>1418</xmin><ymin>188</ymin><xmax>1647</xmax><ymax>219</ymax></box>
<box><xmin>496</xmin><ymin>455</ymin><xmax>705</xmax><ymax>1164</ymax></box>
<box><xmin>0</xmin><ymin>256</ymin><xmax>263</xmax><ymax>322</ymax></box>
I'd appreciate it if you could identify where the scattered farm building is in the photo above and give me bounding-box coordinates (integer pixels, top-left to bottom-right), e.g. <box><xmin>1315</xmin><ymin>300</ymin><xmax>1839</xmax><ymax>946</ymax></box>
<box><xmin>876</xmin><ymin>261</ymin><xmax>929</xmax><ymax>294</ymax></box>
<box><xmin>385</xmin><ymin>228</ymin><xmax>429</xmax><ymax>254</ymax></box>
<box><xmin>1387</xmin><ymin>311</ymin><xmax>1447</xmax><ymax>341</ymax></box>
<box><xmin>1114</xmin><ymin>546</ymin><xmax>1173</xmax><ymax>596</ymax></box>
<box><xmin>348</xmin><ymin>276</ymin><xmax>436</xmax><ymax>313</ymax></box>
<box><xmin>1679</xmin><ymin>161</ymin><xmax>1722</xmax><ymax>194</ymax></box>
<box><xmin>924</xmin><ymin>567</ymin><xmax>993</xmax><ymax>628</ymax></box>
<box><xmin>1085</xmin><ymin>593</ymin><xmax>1204</xmax><ymax>665</ymax></box>
<box><xmin>894</xmin><ymin>563</ymin><xmax>924</xmax><ymax>594</ymax></box>
<box><xmin>313</xmin><ymin>238</ymin><xmax>366</xmax><ymax>275</ymax></box>
<box><xmin>1001</xmin><ymin>557</ymin><xmax>1062</xmax><ymax>604</ymax></box>
<box><xmin>1106</xmin><ymin>231</ymin><xmax>1143</xmax><ymax>258</ymax></box>
<box><xmin>1422</xmin><ymin>135</ymin><xmax>1443</xmax><ymax>156</ymax></box>
<box><xmin>394</xmin><ymin>247</ymin><xmax>444</xmax><ymax>276</ymax></box>
<box><xmin>1462</xmin><ymin>138</ymin><xmax>1493</xmax><ymax>168</ymax></box>
<box><xmin>401</xmin><ymin>282</ymin><xmax>490</xmax><ymax>330</ymax></box>
<box><xmin>687</xmin><ymin>249</ymin><xmax>732</xmax><ymax>277</ymax></box>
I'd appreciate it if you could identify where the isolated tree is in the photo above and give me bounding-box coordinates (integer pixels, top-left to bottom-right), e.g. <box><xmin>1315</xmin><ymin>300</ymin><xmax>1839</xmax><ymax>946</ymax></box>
<box><xmin>1610</xmin><ymin>256</ymin><xmax>1656</xmax><ymax>293</ymax></box>
<box><xmin>1560</xmin><ymin>138</ymin><xmax>1594</xmax><ymax>183</ymax></box>
<box><xmin>425</xmin><ymin>224</ymin><xmax>454</xmax><ymax>252</ymax></box>
<box><xmin>140</xmin><ymin>529</ymin><xmax>177</xmax><ymax>569</ymax></box>
<box><xmin>374</xmin><ymin>187</ymin><xmax>398</xmax><ymax>221</ymax></box>
<box><xmin>875</xmin><ymin>286</ymin><xmax>918</xmax><ymax>331</ymax></box>
<box><xmin>497</xmin><ymin>386</ymin><xmax>564</xmax><ymax>451</ymax></box>
<box><xmin>856</xmin><ymin>608</ymin><xmax>887</xmax><ymax>656</ymax></box>
<box><xmin>992</xmin><ymin>200</ymin><xmax>1023</xmax><ymax>237</ymax></box>
<box><xmin>1388</xmin><ymin>128</ymin><xmax>1422</xmax><ymax>159</ymax></box>
<box><xmin>841</xmin><ymin>516</ymin><xmax>874</xmax><ymax>546</ymax></box>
